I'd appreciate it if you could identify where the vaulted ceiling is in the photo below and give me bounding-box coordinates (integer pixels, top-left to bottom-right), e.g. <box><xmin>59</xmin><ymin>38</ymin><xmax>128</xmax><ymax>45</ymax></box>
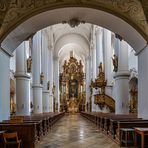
<box><xmin>46</xmin><ymin>23</ymin><xmax>92</xmax><ymax>72</ymax></box>
<box><xmin>0</xmin><ymin>0</ymin><xmax>147</xmax><ymax>55</ymax></box>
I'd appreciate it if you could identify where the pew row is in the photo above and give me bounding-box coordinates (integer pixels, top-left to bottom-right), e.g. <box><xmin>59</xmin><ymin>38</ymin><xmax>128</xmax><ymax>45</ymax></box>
<box><xmin>0</xmin><ymin>112</ymin><xmax>65</xmax><ymax>148</ymax></box>
<box><xmin>80</xmin><ymin>112</ymin><xmax>148</xmax><ymax>147</ymax></box>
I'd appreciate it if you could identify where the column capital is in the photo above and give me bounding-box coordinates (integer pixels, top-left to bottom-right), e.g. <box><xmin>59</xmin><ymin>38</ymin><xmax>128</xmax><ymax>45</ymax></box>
<box><xmin>15</xmin><ymin>73</ymin><xmax>31</xmax><ymax>79</ymax></box>
<box><xmin>95</xmin><ymin>27</ymin><xmax>102</xmax><ymax>35</ymax></box>
<box><xmin>114</xmin><ymin>71</ymin><xmax>130</xmax><ymax>79</ymax></box>
<box><xmin>53</xmin><ymin>56</ymin><xmax>59</xmax><ymax>61</ymax></box>
<box><xmin>85</xmin><ymin>55</ymin><xmax>91</xmax><ymax>61</ymax></box>
<box><xmin>32</xmin><ymin>84</ymin><xmax>43</xmax><ymax>88</ymax></box>
<box><xmin>43</xmin><ymin>90</ymin><xmax>50</xmax><ymax>93</ymax></box>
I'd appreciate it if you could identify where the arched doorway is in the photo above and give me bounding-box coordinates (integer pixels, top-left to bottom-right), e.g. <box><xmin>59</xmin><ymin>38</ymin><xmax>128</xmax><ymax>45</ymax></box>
<box><xmin>1</xmin><ymin>5</ymin><xmax>147</xmax><ymax>53</ymax></box>
<box><xmin>0</xmin><ymin>1</ymin><xmax>148</xmax><ymax>120</ymax></box>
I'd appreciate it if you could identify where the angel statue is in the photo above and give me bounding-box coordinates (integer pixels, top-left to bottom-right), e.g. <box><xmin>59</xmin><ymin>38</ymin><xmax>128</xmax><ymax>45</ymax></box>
<box><xmin>112</xmin><ymin>54</ymin><xmax>118</xmax><ymax>72</ymax></box>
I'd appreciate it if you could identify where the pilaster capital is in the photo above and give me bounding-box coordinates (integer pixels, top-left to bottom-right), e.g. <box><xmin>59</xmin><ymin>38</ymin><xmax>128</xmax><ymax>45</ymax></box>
<box><xmin>95</xmin><ymin>27</ymin><xmax>102</xmax><ymax>36</ymax></box>
<box><xmin>48</xmin><ymin>43</ymin><xmax>54</xmax><ymax>51</ymax></box>
<box><xmin>43</xmin><ymin>90</ymin><xmax>50</xmax><ymax>93</ymax></box>
<box><xmin>85</xmin><ymin>55</ymin><xmax>91</xmax><ymax>61</ymax></box>
<box><xmin>53</xmin><ymin>56</ymin><xmax>59</xmax><ymax>61</ymax></box>
<box><xmin>32</xmin><ymin>84</ymin><xmax>43</xmax><ymax>88</ymax></box>
<box><xmin>90</xmin><ymin>42</ymin><xmax>94</xmax><ymax>50</ymax></box>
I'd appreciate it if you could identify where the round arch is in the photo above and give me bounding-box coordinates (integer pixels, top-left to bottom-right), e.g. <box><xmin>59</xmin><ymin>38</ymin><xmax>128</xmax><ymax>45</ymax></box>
<box><xmin>54</xmin><ymin>33</ymin><xmax>90</xmax><ymax>58</ymax></box>
<box><xmin>1</xmin><ymin>7</ymin><xmax>147</xmax><ymax>54</ymax></box>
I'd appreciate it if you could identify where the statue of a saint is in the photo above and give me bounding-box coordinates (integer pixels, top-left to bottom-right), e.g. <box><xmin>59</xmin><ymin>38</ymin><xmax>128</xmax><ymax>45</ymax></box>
<box><xmin>47</xmin><ymin>81</ymin><xmax>50</xmax><ymax>90</ymax></box>
<box><xmin>99</xmin><ymin>62</ymin><xmax>103</xmax><ymax>73</ymax></box>
<box><xmin>79</xmin><ymin>60</ymin><xmax>83</xmax><ymax>73</ymax></box>
<box><xmin>30</xmin><ymin>101</ymin><xmax>33</xmax><ymax>109</ymax></box>
<box><xmin>40</xmin><ymin>72</ymin><xmax>44</xmax><ymax>84</ymax></box>
<box><xmin>27</xmin><ymin>56</ymin><xmax>32</xmax><ymax>73</ymax></box>
<box><xmin>52</xmin><ymin>82</ymin><xmax>55</xmax><ymax>94</ymax></box>
<box><xmin>89</xmin><ymin>79</ymin><xmax>93</xmax><ymax>95</ymax></box>
<box><xmin>112</xmin><ymin>54</ymin><xmax>118</xmax><ymax>72</ymax></box>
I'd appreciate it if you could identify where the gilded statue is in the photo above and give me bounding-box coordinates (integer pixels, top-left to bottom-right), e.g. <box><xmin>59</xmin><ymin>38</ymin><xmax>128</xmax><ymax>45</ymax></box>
<box><xmin>99</xmin><ymin>62</ymin><xmax>103</xmax><ymax>73</ymax></box>
<box><xmin>27</xmin><ymin>56</ymin><xmax>32</xmax><ymax>73</ymax></box>
<box><xmin>112</xmin><ymin>54</ymin><xmax>118</xmax><ymax>72</ymax></box>
<box><xmin>47</xmin><ymin>81</ymin><xmax>50</xmax><ymax>90</ymax></box>
<box><xmin>98</xmin><ymin>62</ymin><xmax>105</xmax><ymax>81</ymax></box>
<box><xmin>52</xmin><ymin>82</ymin><xmax>55</xmax><ymax>94</ymax></box>
<box><xmin>79</xmin><ymin>60</ymin><xmax>83</xmax><ymax>73</ymax></box>
<box><xmin>40</xmin><ymin>72</ymin><xmax>44</xmax><ymax>84</ymax></box>
<box><xmin>89</xmin><ymin>79</ymin><xmax>93</xmax><ymax>95</ymax></box>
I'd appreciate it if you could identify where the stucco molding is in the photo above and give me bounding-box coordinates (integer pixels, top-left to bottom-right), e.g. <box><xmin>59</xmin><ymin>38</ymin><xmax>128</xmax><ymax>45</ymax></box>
<box><xmin>0</xmin><ymin>0</ymin><xmax>147</xmax><ymax>42</ymax></box>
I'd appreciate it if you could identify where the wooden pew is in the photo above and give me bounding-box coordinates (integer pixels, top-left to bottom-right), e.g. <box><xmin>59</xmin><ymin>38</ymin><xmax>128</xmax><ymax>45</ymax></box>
<box><xmin>0</xmin><ymin>122</ymin><xmax>38</xmax><ymax>148</ymax></box>
<box><xmin>0</xmin><ymin>112</ymin><xmax>65</xmax><ymax>148</ymax></box>
<box><xmin>103</xmin><ymin>114</ymin><xmax>137</xmax><ymax>135</ymax></box>
<box><xmin>116</xmin><ymin>120</ymin><xmax>148</xmax><ymax>144</ymax></box>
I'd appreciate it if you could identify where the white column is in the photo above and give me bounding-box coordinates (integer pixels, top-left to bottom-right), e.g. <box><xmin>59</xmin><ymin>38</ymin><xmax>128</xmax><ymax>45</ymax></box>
<box><xmin>15</xmin><ymin>41</ymin><xmax>30</xmax><ymax>115</ymax></box>
<box><xmin>91</xmin><ymin>42</ymin><xmax>97</xmax><ymax>112</ymax></box>
<box><xmin>138</xmin><ymin>45</ymin><xmax>148</xmax><ymax>119</ymax></box>
<box><xmin>85</xmin><ymin>57</ymin><xmax>90</xmax><ymax>112</ymax></box>
<box><xmin>32</xmin><ymin>31</ymin><xmax>43</xmax><ymax>114</ymax></box>
<box><xmin>103</xmin><ymin>29</ymin><xmax>113</xmax><ymax>96</ymax></box>
<box><xmin>89</xmin><ymin>54</ymin><xmax>95</xmax><ymax>112</ymax></box>
<box><xmin>53</xmin><ymin>56</ymin><xmax>60</xmax><ymax>112</ymax></box>
<box><xmin>96</xmin><ymin>27</ymin><xmax>103</xmax><ymax>75</ymax></box>
<box><xmin>114</xmin><ymin>39</ymin><xmax>130</xmax><ymax>114</ymax></box>
<box><xmin>91</xmin><ymin>25</ymin><xmax>97</xmax><ymax>79</ymax></box>
<box><xmin>0</xmin><ymin>49</ymin><xmax>10</xmax><ymax>121</ymax></box>
<box><xmin>42</xmin><ymin>32</ymin><xmax>50</xmax><ymax>113</ymax></box>
<box><xmin>48</xmin><ymin>47</ymin><xmax>54</xmax><ymax>112</ymax></box>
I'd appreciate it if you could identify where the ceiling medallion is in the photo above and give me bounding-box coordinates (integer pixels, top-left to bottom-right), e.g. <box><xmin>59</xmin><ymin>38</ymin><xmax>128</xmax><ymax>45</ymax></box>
<box><xmin>62</xmin><ymin>18</ymin><xmax>85</xmax><ymax>28</ymax></box>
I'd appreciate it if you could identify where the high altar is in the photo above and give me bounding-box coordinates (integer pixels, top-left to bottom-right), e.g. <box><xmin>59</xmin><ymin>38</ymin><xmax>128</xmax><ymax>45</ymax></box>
<box><xmin>60</xmin><ymin>55</ymin><xmax>85</xmax><ymax>113</ymax></box>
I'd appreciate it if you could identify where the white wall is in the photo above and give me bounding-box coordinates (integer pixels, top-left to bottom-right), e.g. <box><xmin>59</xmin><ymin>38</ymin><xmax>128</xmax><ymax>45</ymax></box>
<box><xmin>0</xmin><ymin>50</ymin><xmax>10</xmax><ymax>121</ymax></box>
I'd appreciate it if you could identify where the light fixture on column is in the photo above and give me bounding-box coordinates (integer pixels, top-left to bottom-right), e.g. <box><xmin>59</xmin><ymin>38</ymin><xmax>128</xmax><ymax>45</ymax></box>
<box><xmin>62</xmin><ymin>18</ymin><xmax>85</xmax><ymax>28</ymax></box>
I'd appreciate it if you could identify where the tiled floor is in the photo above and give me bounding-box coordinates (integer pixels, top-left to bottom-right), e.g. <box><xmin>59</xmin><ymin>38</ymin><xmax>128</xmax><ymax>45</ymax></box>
<box><xmin>36</xmin><ymin>114</ymin><xmax>119</xmax><ymax>148</ymax></box>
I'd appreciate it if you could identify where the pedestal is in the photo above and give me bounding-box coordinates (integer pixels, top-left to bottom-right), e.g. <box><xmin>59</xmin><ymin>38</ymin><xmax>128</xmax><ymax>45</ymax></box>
<box><xmin>42</xmin><ymin>91</ymin><xmax>50</xmax><ymax>113</ymax></box>
<box><xmin>15</xmin><ymin>74</ymin><xmax>30</xmax><ymax>115</ymax></box>
<box><xmin>32</xmin><ymin>85</ymin><xmax>43</xmax><ymax>113</ymax></box>
<box><xmin>114</xmin><ymin>72</ymin><xmax>130</xmax><ymax>114</ymax></box>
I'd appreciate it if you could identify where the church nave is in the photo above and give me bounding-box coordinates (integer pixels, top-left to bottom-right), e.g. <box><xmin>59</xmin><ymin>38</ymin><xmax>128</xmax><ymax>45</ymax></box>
<box><xmin>36</xmin><ymin>114</ymin><xmax>119</xmax><ymax>148</ymax></box>
<box><xmin>1</xmin><ymin>1</ymin><xmax>148</xmax><ymax>147</ymax></box>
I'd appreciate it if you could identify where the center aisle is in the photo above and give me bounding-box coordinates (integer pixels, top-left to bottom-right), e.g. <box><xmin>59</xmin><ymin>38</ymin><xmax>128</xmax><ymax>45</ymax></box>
<box><xmin>36</xmin><ymin>114</ymin><xmax>119</xmax><ymax>148</ymax></box>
